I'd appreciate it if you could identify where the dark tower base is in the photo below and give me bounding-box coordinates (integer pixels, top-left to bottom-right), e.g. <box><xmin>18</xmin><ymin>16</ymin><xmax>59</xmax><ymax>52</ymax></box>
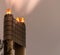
<box><xmin>4</xmin><ymin>40</ymin><xmax>13</xmax><ymax>55</ymax></box>
<box><xmin>14</xmin><ymin>43</ymin><xmax>25</xmax><ymax>55</ymax></box>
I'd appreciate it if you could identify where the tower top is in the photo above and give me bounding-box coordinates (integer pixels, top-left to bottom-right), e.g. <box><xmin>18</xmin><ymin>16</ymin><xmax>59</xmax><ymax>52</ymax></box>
<box><xmin>21</xmin><ymin>17</ymin><xmax>25</xmax><ymax>23</ymax></box>
<box><xmin>6</xmin><ymin>9</ymin><xmax>12</xmax><ymax>14</ymax></box>
<box><xmin>16</xmin><ymin>17</ymin><xmax>25</xmax><ymax>23</ymax></box>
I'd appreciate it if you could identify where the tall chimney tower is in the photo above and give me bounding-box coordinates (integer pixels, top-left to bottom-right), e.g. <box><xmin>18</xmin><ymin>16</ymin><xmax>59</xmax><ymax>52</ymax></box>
<box><xmin>4</xmin><ymin>9</ymin><xmax>26</xmax><ymax>55</ymax></box>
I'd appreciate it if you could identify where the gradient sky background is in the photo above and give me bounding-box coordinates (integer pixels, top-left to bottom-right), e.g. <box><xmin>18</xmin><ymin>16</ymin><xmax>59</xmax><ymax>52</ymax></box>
<box><xmin>0</xmin><ymin>0</ymin><xmax>60</xmax><ymax>55</ymax></box>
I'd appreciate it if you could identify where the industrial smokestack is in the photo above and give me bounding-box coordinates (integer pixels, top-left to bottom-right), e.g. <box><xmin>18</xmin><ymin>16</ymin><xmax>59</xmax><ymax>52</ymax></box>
<box><xmin>4</xmin><ymin>9</ymin><xmax>26</xmax><ymax>55</ymax></box>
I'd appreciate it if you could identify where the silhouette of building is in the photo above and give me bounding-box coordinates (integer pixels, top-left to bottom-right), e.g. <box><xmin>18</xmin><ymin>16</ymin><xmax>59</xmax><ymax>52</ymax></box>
<box><xmin>4</xmin><ymin>9</ymin><xmax>26</xmax><ymax>55</ymax></box>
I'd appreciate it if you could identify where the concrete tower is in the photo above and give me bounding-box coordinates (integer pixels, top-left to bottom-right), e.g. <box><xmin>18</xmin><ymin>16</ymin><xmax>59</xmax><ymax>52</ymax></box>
<box><xmin>4</xmin><ymin>9</ymin><xmax>26</xmax><ymax>55</ymax></box>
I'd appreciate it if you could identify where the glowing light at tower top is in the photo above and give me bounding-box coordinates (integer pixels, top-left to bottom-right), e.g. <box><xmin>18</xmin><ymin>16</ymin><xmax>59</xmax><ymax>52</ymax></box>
<box><xmin>20</xmin><ymin>17</ymin><xmax>24</xmax><ymax>23</ymax></box>
<box><xmin>6</xmin><ymin>9</ymin><xmax>25</xmax><ymax>23</ymax></box>
<box><xmin>16</xmin><ymin>17</ymin><xmax>25</xmax><ymax>23</ymax></box>
<box><xmin>6</xmin><ymin>9</ymin><xmax>12</xmax><ymax>14</ymax></box>
<box><xmin>16</xmin><ymin>17</ymin><xmax>20</xmax><ymax>22</ymax></box>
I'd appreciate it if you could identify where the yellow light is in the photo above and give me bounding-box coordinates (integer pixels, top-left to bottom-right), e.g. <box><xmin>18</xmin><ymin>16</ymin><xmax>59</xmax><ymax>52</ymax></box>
<box><xmin>6</xmin><ymin>9</ymin><xmax>12</xmax><ymax>14</ymax></box>
<box><xmin>20</xmin><ymin>17</ymin><xmax>24</xmax><ymax>23</ymax></box>
<box><xmin>16</xmin><ymin>17</ymin><xmax>25</xmax><ymax>23</ymax></box>
<box><xmin>16</xmin><ymin>17</ymin><xmax>20</xmax><ymax>22</ymax></box>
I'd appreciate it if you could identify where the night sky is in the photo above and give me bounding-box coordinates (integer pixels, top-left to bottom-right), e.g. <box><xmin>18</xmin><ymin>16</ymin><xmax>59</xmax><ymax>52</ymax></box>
<box><xmin>0</xmin><ymin>0</ymin><xmax>60</xmax><ymax>55</ymax></box>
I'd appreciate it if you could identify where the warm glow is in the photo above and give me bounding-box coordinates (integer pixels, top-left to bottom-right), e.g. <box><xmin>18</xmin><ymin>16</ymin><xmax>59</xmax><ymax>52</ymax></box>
<box><xmin>16</xmin><ymin>17</ymin><xmax>25</xmax><ymax>23</ymax></box>
<box><xmin>20</xmin><ymin>17</ymin><xmax>24</xmax><ymax>23</ymax></box>
<box><xmin>6</xmin><ymin>9</ymin><xmax>12</xmax><ymax>14</ymax></box>
<box><xmin>5</xmin><ymin>0</ymin><xmax>40</xmax><ymax>15</ymax></box>
<box><xmin>16</xmin><ymin>17</ymin><xmax>20</xmax><ymax>22</ymax></box>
